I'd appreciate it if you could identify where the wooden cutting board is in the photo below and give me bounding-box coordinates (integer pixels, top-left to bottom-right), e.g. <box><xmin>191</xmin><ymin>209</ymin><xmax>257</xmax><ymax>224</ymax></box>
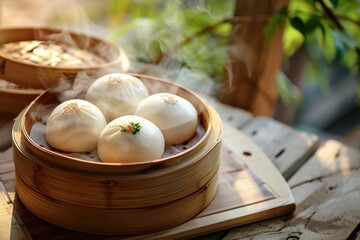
<box><xmin>1</xmin><ymin>123</ymin><xmax>295</xmax><ymax>239</ymax></box>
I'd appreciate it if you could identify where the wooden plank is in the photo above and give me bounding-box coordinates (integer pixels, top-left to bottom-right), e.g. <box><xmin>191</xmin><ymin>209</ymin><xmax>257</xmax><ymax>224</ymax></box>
<box><xmin>197</xmin><ymin>93</ymin><xmax>253</xmax><ymax>129</ymax></box>
<box><xmin>212</xmin><ymin>101</ymin><xmax>253</xmax><ymax>129</ymax></box>
<box><xmin>288</xmin><ymin>140</ymin><xmax>360</xmax><ymax>186</ymax></box>
<box><xmin>223</xmin><ymin>140</ymin><xmax>360</xmax><ymax>240</ymax></box>
<box><xmin>209</xmin><ymin>102</ymin><xmax>319</xmax><ymax>179</ymax></box>
<box><xmin>0</xmin><ymin>148</ymin><xmax>16</xmax><ymax>203</ymax></box>
<box><xmin>0</xmin><ymin>181</ymin><xmax>27</xmax><ymax>240</ymax></box>
<box><xmin>199</xmin><ymin>107</ymin><xmax>319</xmax><ymax>180</ymax></box>
<box><xmin>240</xmin><ymin>116</ymin><xmax>320</xmax><ymax>179</ymax></box>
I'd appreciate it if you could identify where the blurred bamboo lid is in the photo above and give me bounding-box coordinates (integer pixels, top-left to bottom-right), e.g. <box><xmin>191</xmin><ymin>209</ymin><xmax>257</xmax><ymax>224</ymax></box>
<box><xmin>0</xmin><ymin>27</ymin><xmax>129</xmax><ymax>89</ymax></box>
<box><xmin>0</xmin><ymin>79</ymin><xmax>43</xmax><ymax>114</ymax></box>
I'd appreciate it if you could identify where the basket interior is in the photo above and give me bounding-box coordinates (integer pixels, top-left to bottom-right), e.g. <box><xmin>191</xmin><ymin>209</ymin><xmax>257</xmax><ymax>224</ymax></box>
<box><xmin>22</xmin><ymin>74</ymin><xmax>213</xmax><ymax>173</ymax></box>
<box><xmin>0</xmin><ymin>27</ymin><xmax>122</xmax><ymax>66</ymax></box>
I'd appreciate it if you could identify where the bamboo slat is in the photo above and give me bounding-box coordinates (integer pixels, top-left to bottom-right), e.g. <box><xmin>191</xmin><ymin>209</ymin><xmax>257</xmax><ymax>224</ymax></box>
<box><xmin>15</xmin><ymin>171</ymin><xmax>219</xmax><ymax>235</ymax></box>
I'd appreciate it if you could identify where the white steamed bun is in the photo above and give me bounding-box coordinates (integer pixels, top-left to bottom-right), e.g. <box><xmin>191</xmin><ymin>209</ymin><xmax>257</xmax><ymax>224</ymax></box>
<box><xmin>86</xmin><ymin>73</ymin><xmax>149</xmax><ymax>121</ymax></box>
<box><xmin>45</xmin><ymin>99</ymin><xmax>107</xmax><ymax>152</ymax></box>
<box><xmin>135</xmin><ymin>93</ymin><xmax>198</xmax><ymax>145</ymax></box>
<box><xmin>98</xmin><ymin>115</ymin><xmax>165</xmax><ymax>163</ymax></box>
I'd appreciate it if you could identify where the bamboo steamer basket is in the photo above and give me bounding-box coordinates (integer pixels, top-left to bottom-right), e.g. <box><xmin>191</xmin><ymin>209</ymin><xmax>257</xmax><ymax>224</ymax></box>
<box><xmin>12</xmin><ymin>73</ymin><xmax>222</xmax><ymax>235</ymax></box>
<box><xmin>0</xmin><ymin>79</ymin><xmax>43</xmax><ymax>114</ymax></box>
<box><xmin>0</xmin><ymin>27</ymin><xmax>128</xmax><ymax>89</ymax></box>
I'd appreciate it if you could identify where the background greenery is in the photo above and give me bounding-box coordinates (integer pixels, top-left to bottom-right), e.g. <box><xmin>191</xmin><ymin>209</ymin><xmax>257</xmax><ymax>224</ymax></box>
<box><xmin>45</xmin><ymin>0</ymin><xmax>360</xmax><ymax>135</ymax></box>
<box><xmin>104</xmin><ymin>0</ymin><xmax>359</xmax><ymax>99</ymax></box>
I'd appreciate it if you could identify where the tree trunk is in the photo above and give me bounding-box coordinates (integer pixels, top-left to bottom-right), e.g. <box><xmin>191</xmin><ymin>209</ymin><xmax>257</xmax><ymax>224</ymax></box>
<box><xmin>220</xmin><ymin>0</ymin><xmax>288</xmax><ymax>116</ymax></box>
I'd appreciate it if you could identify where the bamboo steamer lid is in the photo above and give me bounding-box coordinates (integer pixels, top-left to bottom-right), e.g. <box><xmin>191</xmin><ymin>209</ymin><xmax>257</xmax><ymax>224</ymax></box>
<box><xmin>12</xmin><ymin>74</ymin><xmax>223</xmax><ymax>235</ymax></box>
<box><xmin>0</xmin><ymin>27</ymin><xmax>128</xmax><ymax>89</ymax></box>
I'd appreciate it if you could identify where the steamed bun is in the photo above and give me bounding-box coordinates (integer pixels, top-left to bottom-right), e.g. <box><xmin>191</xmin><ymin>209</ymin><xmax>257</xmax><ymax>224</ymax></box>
<box><xmin>98</xmin><ymin>115</ymin><xmax>165</xmax><ymax>163</ymax></box>
<box><xmin>135</xmin><ymin>93</ymin><xmax>198</xmax><ymax>145</ymax></box>
<box><xmin>86</xmin><ymin>73</ymin><xmax>149</xmax><ymax>121</ymax></box>
<box><xmin>45</xmin><ymin>99</ymin><xmax>107</xmax><ymax>152</ymax></box>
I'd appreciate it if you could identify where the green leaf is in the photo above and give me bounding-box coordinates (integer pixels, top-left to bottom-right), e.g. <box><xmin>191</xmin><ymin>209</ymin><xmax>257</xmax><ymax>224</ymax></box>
<box><xmin>330</xmin><ymin>0</ymin><xmax>340</xmax><ymax>8</ymax></box>
<box><xmin>320</xmin><ymin>21</ymin><xmax>336</xmax><ymax>61</ymax></box>
<box><xmin>305</xmin><ymin>17</ymin><xmax>320</xmax><ymax>33</ymax></box>
<box><xmin>290</xmin><ymin>17</ymin><xmax>306</xmax><ymax>34</ymax></box>
<box><xmin>317</xmin><ymin>20</ymin><xmax>327</xmax><ymax>37</ymax></box>
<box><xmin>289</xmin><ymin>0</ymin><xmax>317</xmax><ymax>20</ymax></box>
<box><xmin>283</xmin><ymin>24</ymin><xmax>305</xmax><ymax>56</ymax></box>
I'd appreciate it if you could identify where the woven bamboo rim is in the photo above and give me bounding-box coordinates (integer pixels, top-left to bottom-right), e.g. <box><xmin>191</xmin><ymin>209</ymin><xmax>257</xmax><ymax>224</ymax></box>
<box><xmin>0</xmin><ymin>27</ymin><xmax>128</xmax><ymax>89</ymax></box>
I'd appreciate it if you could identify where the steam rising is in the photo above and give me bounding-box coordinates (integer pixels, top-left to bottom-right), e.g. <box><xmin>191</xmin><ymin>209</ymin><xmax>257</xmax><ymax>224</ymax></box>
<box><xmin>4</xmin><ymin>1</ymin><xmax>235</xmax><ymax>164</ymax></box>
<box><xmin>2</xmin><ymin>1</ymin><xmax>246</xmax><ymax>98</ymax></box>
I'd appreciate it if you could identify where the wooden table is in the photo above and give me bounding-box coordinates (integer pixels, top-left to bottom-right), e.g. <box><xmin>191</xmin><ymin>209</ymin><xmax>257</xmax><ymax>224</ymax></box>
<box><xmin>1</xmin><ymin>101</ymin><xmax>359</xmax><ymax>240</ymax></box>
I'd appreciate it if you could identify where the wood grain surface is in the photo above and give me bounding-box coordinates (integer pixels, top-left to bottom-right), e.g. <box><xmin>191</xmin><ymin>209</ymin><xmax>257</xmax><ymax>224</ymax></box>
<box><xmin>223</xmin><ymin>140</ymin><xmax>360</xmax><ymax>240</ymax></box>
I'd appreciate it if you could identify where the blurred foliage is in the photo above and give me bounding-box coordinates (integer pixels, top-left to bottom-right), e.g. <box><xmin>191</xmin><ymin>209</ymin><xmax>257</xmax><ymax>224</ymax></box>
<box><xmin>107</xmin><ymin>0</ymin><xmax>359</xmax><ymax>99</ymax></box>
<box><xmin>266</xmin><ymin>0</ymin><xmax>360</xmax><ymax>99</ymax></box>
<box><xmin>107</xmin><ymin>0</ymin><xmax>234</xmax><ymax>87</ymax></box>
<box><xmin>267</xmin><ymin>0</ymin><xmax>360</xmax><ymax>65</ymax></box>
<box><xmin>277</xmin><ymin>71</ymin><xmax>303</xmax><ymax>105</ymax></box>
